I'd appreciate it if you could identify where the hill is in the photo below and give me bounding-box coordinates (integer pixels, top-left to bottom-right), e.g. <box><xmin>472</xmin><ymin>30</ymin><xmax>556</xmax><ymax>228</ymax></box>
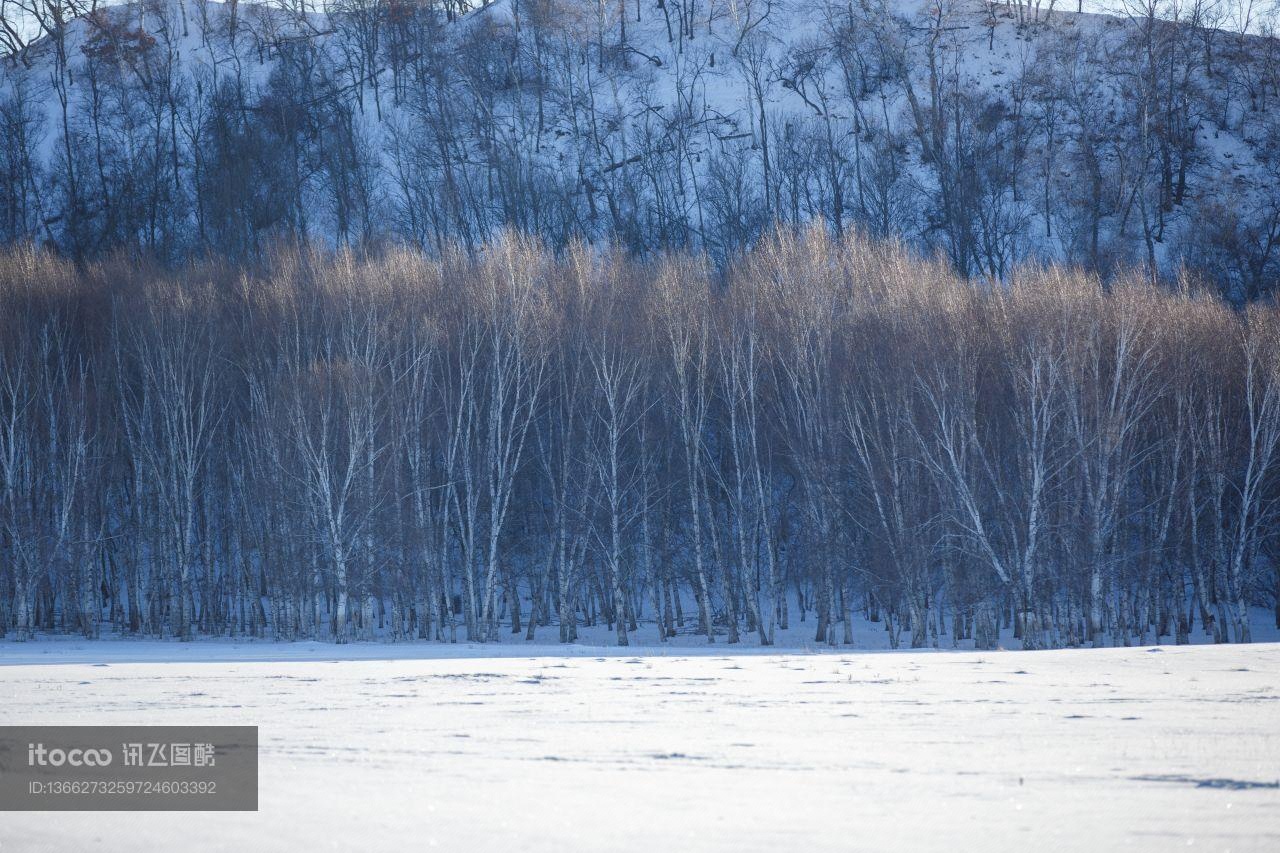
<box><xmin>2</xmin><ymin>0</ymin><xmax>1278</xmax><ymax>294</ymax></box>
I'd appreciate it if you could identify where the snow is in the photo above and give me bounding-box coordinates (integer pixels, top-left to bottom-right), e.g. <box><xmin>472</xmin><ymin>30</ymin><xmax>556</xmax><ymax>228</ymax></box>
<box><xmin>6</xmin><ymin>0</ymin><xmax>1276</xmax><ymax>272</ymax></box>
<box><xmin>4</xmin><ymin>602</ymin><xmax>1278</xmax><ymax>662</ymax></box>
<box><xmin>3</xmin><ymin>639</ymin><xmax>1279</xmax><ymax>851</ymax></box>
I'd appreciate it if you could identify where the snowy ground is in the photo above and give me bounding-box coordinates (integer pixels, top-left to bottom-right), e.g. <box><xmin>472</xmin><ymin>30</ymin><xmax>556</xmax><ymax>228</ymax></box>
<box><xmin>2</xmin><ymin>639</ymin><xmax>1279</xmax><ymax>852</ymax></box>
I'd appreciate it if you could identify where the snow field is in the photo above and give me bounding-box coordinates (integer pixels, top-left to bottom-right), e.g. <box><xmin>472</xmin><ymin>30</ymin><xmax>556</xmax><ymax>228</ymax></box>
<box><xmin>1</xmin><ymin>641</ymin><xmax>1278</xmax><ymax>852</ymax></box>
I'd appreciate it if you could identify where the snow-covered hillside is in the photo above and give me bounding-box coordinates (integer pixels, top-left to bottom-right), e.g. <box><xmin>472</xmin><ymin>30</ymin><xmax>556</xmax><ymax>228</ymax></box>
<box><xmin>2</xmin><ymin>0</ymin><xmax>1277</xmax><ymax>290</ymax></box>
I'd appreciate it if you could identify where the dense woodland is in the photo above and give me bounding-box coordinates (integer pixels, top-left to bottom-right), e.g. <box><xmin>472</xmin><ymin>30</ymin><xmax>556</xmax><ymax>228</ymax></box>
<box><xmin>1</xmin><ymin>0</ymin><xmax>1279</xmax><ymax>296</ymax></box>
<box><xmin>0</xmin><ymin>229</ymin><xmax>1277</xmax><ymax>646</ymax></box>
<box><xmin>2</xmin><ymin>0</ymin><xmax>1278</xmax><ymax>647</ymax></box>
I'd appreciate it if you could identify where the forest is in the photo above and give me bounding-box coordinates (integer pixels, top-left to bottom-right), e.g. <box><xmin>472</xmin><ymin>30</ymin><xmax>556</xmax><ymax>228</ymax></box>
<box><xmin>2</xmin><ymin>0</ymin><xmax>1279</xmax><ymax>647</ymax></box>
<box><xmin>0</xmin><ymin>228</ymin><xmax>1277</xmax><ymax>647</ymax></box>
<box><xmin>1</xmin><ymin>0</ymin><xmax>1279</xmax><ymax>296</ymax></box>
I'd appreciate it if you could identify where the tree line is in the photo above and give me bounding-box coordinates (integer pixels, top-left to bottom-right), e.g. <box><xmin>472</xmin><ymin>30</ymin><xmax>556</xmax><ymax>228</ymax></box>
<box><xmin>0</xmin><ymin>227</ymin><xmax>1277</xmax><ymax>646</ymax></box>
<box><xmin>1</xmin><ymin>0</ymin><xmax>1279</xmax><ymax>297</ymax></box>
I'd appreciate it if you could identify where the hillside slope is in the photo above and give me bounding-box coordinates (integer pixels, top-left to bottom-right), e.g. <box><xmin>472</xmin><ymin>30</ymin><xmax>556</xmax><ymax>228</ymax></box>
<box><xmin>2</xmin><ymin>0</ymin><xmax>1277</xmax><ymax>291</ymax></box>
